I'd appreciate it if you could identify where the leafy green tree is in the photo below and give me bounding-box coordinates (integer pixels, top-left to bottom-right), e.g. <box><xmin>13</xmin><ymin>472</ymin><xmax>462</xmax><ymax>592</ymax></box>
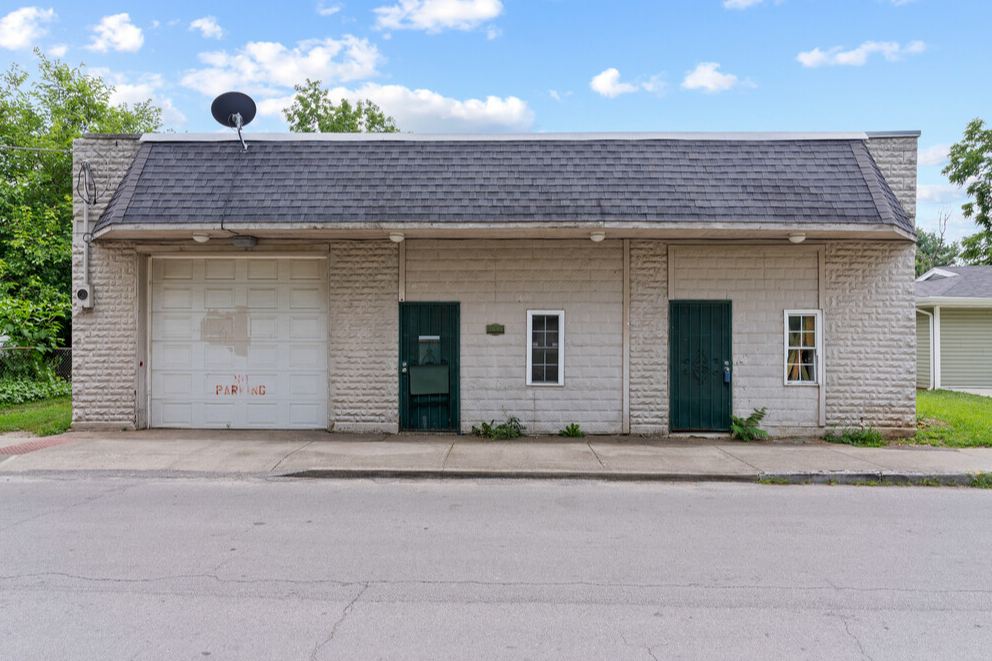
<box><xmin>0</xmin><ymin>51</ymin><xmax>162</xmax><ymax>348</ymax></box>
<box><xmin>959</xmin><ymin>230</ymin><xmax>992</xmax><ymax>266</ymax></box>
<box><xmin>945</xmin><ymin>118</ymin><xmax>992</xmax><ymax>232</ymax></box>
<box><xmin>283</xmin><ymin>79</ymin><xmax>399</xmax><ymax>133</ymax></box>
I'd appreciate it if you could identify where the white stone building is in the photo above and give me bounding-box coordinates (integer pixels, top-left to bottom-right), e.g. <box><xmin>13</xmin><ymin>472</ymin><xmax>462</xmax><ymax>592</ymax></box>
<box><xmin>71</xmin><ymin>131</ymin><xmax>919</xmax><ymax>437</ymax></box>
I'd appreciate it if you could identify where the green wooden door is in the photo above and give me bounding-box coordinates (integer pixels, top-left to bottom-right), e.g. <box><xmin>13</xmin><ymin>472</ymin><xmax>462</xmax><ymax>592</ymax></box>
<box><xmin>399</xmin><ymin>302</ymin><xmax>460</xmax><ymax>431</ymax></box>
<box><xmin>670</xmin><ymin>300</ymin><xmax>732</xmax><ymax>432</ymax></box>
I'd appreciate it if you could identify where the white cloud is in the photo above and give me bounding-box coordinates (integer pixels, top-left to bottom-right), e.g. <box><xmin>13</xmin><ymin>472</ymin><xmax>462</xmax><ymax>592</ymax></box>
<box><xmin>374</xmin><ymin>0</ymin><xmax>503</xmax><ymax>33</ymax></box>
<box><xmin>259</xmin><ymin>82</ymin><xmax>534</xmax><ymax>133</ymax></box>
<box><xmin>190</xmin><ymin>16</ymin><xmax>224</xmax><ymax>40</ymax></box>
<box><xmin>724</xmin><ymin>0</ymin><xmax>763</xmax><ymax>8</ymax></box>
<box><xmin>918</xmin><ymin>184</ymin><xmax>966</xmax><ymax>204</ymax></box>
<box><xmin>181</xmin><ymin>36</ymin><xmax>383</xmax><ymax>97</ymax></box>
<box><xmin>919</xmin><ymin>144</ymin><xmax>951</xmax><ymax>168</ymax></box>
<box><xmin>86</xmin><ymin>13</ymin><xmax>144</xmax><ymax>53</ymax></box>
<box><xmin>151</xmin><ymin>19</ymin><xmax>160</xmax><ymax>29</ymax></box>
<box><xmin>317</xmin><ymin>2</ymin><xmax>342</xmax><ymax>15</ymax></box>
<box><xmin>590</xmin><ymin>68</ymin><xmax>638</xmax><ymax>98</ymax></box>
<box><xmin>485</xmin><ymin>24</ymin><xmax>501</xmax><ymax>40</ymax></box>
<box><xmin>0</xmin><ymin>7</ymin><xmax>56</xmax><ymax>50</ymax></box>
<box><xmin>93</xmin><ymin>69</ymin><xmax>186</xmax><ymax>126</ymax></box>
<box><xmin>48</xmin><ymin>43</ymin><xmax>66</xmax><ymax>56</ymax></box>
<box><xmin>681</xmin><ymin>62</ymin><xmax>744</xmax><ymax>93</ymax></box>
<box><xmin>797</xmin><ymin>40</ymin><xmax>925</xmax><ymax>67</ymax></box>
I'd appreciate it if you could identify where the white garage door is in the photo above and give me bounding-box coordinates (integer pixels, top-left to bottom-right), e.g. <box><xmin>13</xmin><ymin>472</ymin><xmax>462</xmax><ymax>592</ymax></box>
<box><xmin>150</xmin><ymin>257</ymin><xmax>328</xmax><ymax>429</ymax></box>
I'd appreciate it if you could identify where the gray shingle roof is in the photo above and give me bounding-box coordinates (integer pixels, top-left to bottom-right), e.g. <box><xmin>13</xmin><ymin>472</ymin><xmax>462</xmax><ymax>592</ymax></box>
<box><xmin>917</xmin><ymin>266</ymin><xmax>992</xmax><ymax>299</ymax></box>
<box><xmin>95</xmin><ymin>137</ymin><xmax>913</xmax><ymax>233</ymax></box>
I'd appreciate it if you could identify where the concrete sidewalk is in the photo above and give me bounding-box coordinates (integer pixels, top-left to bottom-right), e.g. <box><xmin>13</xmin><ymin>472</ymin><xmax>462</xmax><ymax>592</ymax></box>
<box><xmin>2</xmin><ymin>429</ymin><xmax>992</xmax><ymax>484</ymax></box>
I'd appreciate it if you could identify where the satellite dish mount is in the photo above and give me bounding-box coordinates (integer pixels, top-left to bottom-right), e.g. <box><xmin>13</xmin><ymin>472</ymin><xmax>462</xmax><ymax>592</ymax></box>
<box><xmin>211</xmin><ymin>92</ymin><xmax>257</xmax><ymax>151</ymax></box>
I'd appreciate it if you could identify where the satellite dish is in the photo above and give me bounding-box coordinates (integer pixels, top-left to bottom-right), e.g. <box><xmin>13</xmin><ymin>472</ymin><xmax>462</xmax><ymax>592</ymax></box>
<box><xmin>211</xmin><ymin>92</ymin><xmax>256</xmax><ymax>150</ymax></box>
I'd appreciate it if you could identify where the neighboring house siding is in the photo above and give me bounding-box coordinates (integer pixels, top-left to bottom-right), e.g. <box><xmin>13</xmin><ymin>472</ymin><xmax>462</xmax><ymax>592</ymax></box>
<box><xmin>629</xmin><ymin>241</ymin><xmax>669</xmax><ymax>434</ymax></box>
<box><xmin>72</xmin><ymin>136</ymin><xmax>143</xmax><ymax>428</ymax></box>
<box><xmin>328</xmin><ymin>241</ymin><xmax>399</xmax><ymax>432</ymax></box>
<box><xmin>405</xmin><ymin>239</ymin><xmax>624</xmax><ymax>434</ymax></box>
<box><xmin>916</xmin><ymin>311</ymin><xmax>931</xmax><ymax>389</ymax></box>
<box><xmin>867</xmin><ymin>136</ymin><xmax>918</xmax><ymax>222</ymax></box>
<box><xmin>825</xmin><ymin>242</ymin><xmax>916</xmax><ymax>430</ymax></box>
<box><xmin>939</xmin><ymin>309</ymin><xmax>992</xmax><ymax>388</ymax></box>
<box><xmin>671</xmin><ymin>245</ymin><xmax>821</xmax><ymax>430</ymax></box>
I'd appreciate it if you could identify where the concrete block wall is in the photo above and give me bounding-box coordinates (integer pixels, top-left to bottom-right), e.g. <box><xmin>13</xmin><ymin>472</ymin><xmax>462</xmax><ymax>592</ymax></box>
<box><xmin>71</xmin><ymin>135</ymin><xmax>143</xmax><ymax>428</ymax></box>
<box><xmin>671</xmin><ymin>245</ymin><xmax>822</xmax><ymax>431</ymax></box>
<box><xmin>405</xmin><ymin>239</ymin><xmax>624</xmax><ymax>434</ymax></box>
<box><xmin>629</xmin><ymin>241</ymin><xmax>669</xmax><ymax>434</ymax></box>
<box><xmin>327</xmin><ymin>241</ymin><xmax>399</xmax><ymax>433</ymax></box>
<box><xmin>866</xmin><ymin>136</ymin><xmax>918</xmax><ymax>223</ymax></box>
<box><xmin>824</xmin><ymin>242</ymin><xmax>916</xmax><ymax>433</ymax></box>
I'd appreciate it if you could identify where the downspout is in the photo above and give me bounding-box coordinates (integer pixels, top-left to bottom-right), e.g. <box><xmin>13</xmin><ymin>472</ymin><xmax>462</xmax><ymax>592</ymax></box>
<box><xmin>933</xmin><ymin>306</ymin><xmax>941</xmax><ymax>389</ymax></box>
<box><xmin>917</xmin><ymin>308</ymin><xmax>934</xmax><ymax>390</ymax></box>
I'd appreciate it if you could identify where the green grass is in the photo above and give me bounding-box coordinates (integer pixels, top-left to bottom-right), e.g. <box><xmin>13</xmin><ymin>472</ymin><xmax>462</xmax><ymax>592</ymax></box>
<box><xmin>0</xmin><ymin>396</ymin><xmax>72</xmax><ymax>437</ymax></box>
<box><xmin>914</xmin><ymin>390</ymin><xmax>992</xmax><ymax>447</ymax></box>
<box><xmin>970</xmin><ymin>472</ymin><xmax>992</xmax><ymax>488</ymax></box>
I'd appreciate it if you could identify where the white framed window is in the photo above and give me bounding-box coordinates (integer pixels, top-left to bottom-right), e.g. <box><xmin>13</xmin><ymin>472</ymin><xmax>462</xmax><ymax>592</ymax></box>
<box><xmin>784</xmin><ymin>310</ymin><xmax>822</xmax><ymax>386</ymax></box>
<box><xmin>527</xmin><ymin>310</ymin><xmax>565</xmax><ymax>386</ymax></box>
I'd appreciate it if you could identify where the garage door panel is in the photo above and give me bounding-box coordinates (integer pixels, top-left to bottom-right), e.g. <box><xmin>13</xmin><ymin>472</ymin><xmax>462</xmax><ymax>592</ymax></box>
<box><xmin>289</xmin><ymin>403</ymin><xmax>322</xmax><ymax>427</ymax></box>
<box><xmin>159</xmin><ymin>259</ymin><xmax>193</xmax><ymax>280</ymax></box>
<box><xmin>289</xmin><ymin>373</ymin><xmax>325</xmax><ymax>398</ymax></box>
<box><xmin>151</xmin><ymin>257</ymin><xmax>327</xmax><ymax>429</ymax></box>
<box><xmin>248</xmin><ymin>287</ymin><xmax>279</xmax><ymax>309</ymax></box>
<box><xmin>291</xmin><ymin>260</ymin><xmax>324</xmax><ymax>280</ymax></box>
<box><xmin>155</xmin><ymin>343</ymin><xmax>193</xmax><ymax>368</ymax></box>
<box><xmin>153</xmin><ymin>316</ymin><xmax>193</xmax><ymax>340</ymax></box>
<box><xmin>290</xmin><ymin>344</ymin><xmax>326</xmax><ymax>369</ymax></box>
<box><xmin>154</xmin><ymin>373</ymin><xmax>192</xmax><ymax>397</ymax></box>
<box><xmin>289</xmin><ymin>316</ymin><xmax>323</xmax><ymax>340</ymax></box>
<box><xmin>248</xmin><ymin>260</ymin><xmax>279</xmax><ymax>280</ymax></box>
<box><xmin>246</xmin><ymin>345</ymin><xmax>279</xmax><ymax>368</ymax></box>
<box><xmin>158</xmin><ymin>286</ymin><xmax>193</xmax><ymax>310</ymax></box>
<box><xmin>155</xmin><ymin>402</ymin><xmax>192</xmax><ymax>427</ymax></box>
<box><xmin>290</xmin><ymin>286</ymin><xmax>324</xmax><ymax>309</ymax></box>
<box><xmin>204</xmin><ymin>287</ymin><xmax>236</xmax><ymax>309</ymax></box>
<box><xmin>245</xmin><ymin>404</ymin><xmax>280</xmax><ymax>427</ymax></box>
<box><xmin>203</xmin><ymin>344</ymin><xmax>235</xmax><ymax>368</ymax></box>
<box><xmin>204</xmin><ymin>260</ymin><xmax>236</xmax><ymax>280</ymax></box>
<box><xmin>248</xmin><ymin>316</ymin><xmax>279</xmax><ymax>339</ymax></box>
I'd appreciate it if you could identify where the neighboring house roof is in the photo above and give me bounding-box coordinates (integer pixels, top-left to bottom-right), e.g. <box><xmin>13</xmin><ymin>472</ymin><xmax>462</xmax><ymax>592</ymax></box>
<box><xmin>94</xmin><ymin>132</ymin><xmax>913</xmax><ymax>235</ymax></box>
<box><xmin>917</xmin><ymin>266</ymin><xmax>992</xmax><ymax>304</ymax></box>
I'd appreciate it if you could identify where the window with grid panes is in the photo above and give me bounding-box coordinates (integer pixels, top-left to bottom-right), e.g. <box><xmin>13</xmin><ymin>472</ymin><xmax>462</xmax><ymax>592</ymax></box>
<box><xmin>785</xmin><ymin>310</ymin><xmax>821</xmax><ymax>385</ymax></box>
<box><xmin>527</xmin><ymin>310</ymin><xmax>564</xmax><ymax>386</ymax></box>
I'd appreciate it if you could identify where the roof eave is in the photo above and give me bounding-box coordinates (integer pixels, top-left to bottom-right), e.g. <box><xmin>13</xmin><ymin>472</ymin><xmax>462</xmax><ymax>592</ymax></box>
<box><xmin>917</xmin><ymin>296</ymin><xmax>992</xmax><ymax>308</ymax></box>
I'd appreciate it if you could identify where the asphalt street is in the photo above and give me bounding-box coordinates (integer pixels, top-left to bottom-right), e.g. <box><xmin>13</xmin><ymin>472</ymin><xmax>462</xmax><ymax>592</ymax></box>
<box><xmin>1</xmin><ymin>476</ymin><xmax>990</xmax><ymax>660</ymax></box>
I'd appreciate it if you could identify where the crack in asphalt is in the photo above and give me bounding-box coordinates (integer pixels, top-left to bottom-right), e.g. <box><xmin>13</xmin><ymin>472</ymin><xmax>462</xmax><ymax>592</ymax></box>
<box><xmin>837</xmin><ymin>613</ymin><xmax>873</xmax><ymax>661</ymax></box>
<box><xmin>620</xmin><ymin>631</ymin><xmax>661</xmax><ymax>661</ymax></box>
<box><xmin>310</xmin><ymin>582</ymin><xmax>369</xmax><ymax>661</ymax></box>
<box><xmin>2</xmin><ymin>572</ymin><xmax>990</xmax><ymax>597</ymax></box>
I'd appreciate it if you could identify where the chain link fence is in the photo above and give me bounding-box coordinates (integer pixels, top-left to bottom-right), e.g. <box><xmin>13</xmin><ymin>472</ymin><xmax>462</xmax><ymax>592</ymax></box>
<box><xmin>0</xmin><ymin>347</ymin><xmax>72</xmax><ymax>382</ymax></box>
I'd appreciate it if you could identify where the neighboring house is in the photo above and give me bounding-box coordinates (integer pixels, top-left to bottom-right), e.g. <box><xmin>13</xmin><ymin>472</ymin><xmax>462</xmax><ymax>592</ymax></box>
<box><xmin>70</xmin><ymin>130</ymin><xmax>919</xmax><ymax>437</ymax></box>
<box><xmin>916</xmin><ymin>266</ymin><xmax>992</xmax><ymax>390</ymax></box>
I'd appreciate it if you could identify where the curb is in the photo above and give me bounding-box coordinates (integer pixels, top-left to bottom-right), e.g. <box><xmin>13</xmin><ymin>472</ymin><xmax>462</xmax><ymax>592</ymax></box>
<box><xmin>276</xmin><ymin>468</ymin><xmax>980</xmax><ymax>485</ymax></box>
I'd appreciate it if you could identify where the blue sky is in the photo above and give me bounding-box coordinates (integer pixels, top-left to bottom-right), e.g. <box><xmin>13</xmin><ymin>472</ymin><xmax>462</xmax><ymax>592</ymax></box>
<box><xmin>1</xmin><ymin>0</ymin><xmax>989</xmax><ymax>240</ymax></box>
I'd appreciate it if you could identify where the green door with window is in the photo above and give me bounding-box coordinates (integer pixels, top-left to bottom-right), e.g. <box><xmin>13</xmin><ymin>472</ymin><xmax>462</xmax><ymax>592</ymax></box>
<box><xmin>670</xmin><ymin>300</ymin><xmax>732</xmax><ymax>432</ymax></box>
<box><xmin>399</xmin><ymin>302</ymin><xmax>460</xmax><ymax>431</ymax></box>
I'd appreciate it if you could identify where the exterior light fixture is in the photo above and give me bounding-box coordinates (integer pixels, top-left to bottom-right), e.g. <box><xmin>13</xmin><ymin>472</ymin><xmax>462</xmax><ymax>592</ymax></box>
<box><xmin>232</xmin><ymin>235</ymin><xmax>258</xmax><ymax>248</ymax></box>
<box><xmin>590</xmin><ymin>231</ymin><xmax>606</xmax><ymax>243</ymax></box>
<box><xmin>389</xmin><ymin>232</ymin><xmax>405</xmax><ymax>243</ymax></box>
<box><xmin>192</xmin><ymin>233</ymin><xmax>210</xmax><ymax>243</ymax></box>
<box><xmin>788</xmin><ymin>232</ymin><xmax>806</xmax><ymax>244</ymax></box>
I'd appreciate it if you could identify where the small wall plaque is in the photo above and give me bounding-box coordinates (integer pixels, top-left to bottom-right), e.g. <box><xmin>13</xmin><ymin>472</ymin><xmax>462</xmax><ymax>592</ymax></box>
<box><xmin>486</xmin><ymin>324</ymin><xmax>505</xmax><ymax>335</ymax></box>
